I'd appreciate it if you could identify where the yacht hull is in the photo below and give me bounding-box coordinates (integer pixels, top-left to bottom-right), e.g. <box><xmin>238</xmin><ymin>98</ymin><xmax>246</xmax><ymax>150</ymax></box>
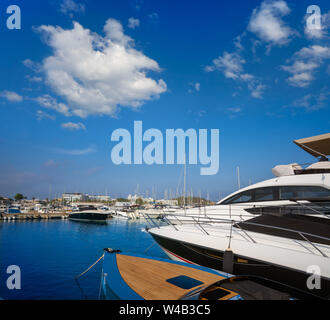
<box><xmin>68</xmin><ymin>212</ymin><xmax>110</xmax><ymax>222</ymax></box>
<box><xmin>149</xmin><ymin>232</ymin><xmax>330</xmax><ymax>299</ymax></box>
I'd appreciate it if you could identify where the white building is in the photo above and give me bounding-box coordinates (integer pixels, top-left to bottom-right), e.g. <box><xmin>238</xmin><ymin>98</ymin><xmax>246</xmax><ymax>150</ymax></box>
<box><xmin>127</xmin><ymin>194</ymin><xmax>154</xmax><ymax>204</ymax></box>
<box><xmin>87</xmin><ymin>195</ymin><xmax>112</xmax><ymax>202</ymax></box>
<box><xmin>62</xmin><ymin>193</ymin><xmax>88</xmax><ymax>202</ymax></box>
<box><xmin>157</xmin><ymin>199</ymin><xmax>179</xmax><ymax>206</ymax></box>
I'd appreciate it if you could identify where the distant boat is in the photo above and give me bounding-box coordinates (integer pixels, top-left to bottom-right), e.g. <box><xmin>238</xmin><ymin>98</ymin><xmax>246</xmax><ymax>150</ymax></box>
<box><xmin>6</xmin><ymin>207</ymin><xmax>21</xmax><ymax>214</ymax></box>
<box><xmin>100</xmin><ymin>249</ymin><xmax>319</xmax><ymax>300</ymax></box>
<box><xmin>111</xmin><ymin>207</ymin><xmax>139</xmax><ymax>220</ymax></box>
<box><xmin>68</xmin><ymin>205</ymin><xmax>111</xmax><ymax>222</ymax></box>
<box><xmin>139</xmin><ymin>205</ymin><xmax>177</xmax><ymax>220</ymax></box>
<box><xmin>111</xmin><ymin>210</ymin><xmax>132</xmax><ymax>220</ymax></box>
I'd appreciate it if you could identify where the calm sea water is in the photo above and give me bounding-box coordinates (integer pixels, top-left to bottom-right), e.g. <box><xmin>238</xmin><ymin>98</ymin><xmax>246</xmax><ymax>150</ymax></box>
<box><xmin>0</xmin><ymin>218</ymin><xmax>167</xmax><ymax>300</ymax></box>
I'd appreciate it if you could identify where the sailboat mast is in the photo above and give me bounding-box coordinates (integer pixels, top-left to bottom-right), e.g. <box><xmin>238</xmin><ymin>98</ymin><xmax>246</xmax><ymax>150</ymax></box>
<box><xmin>237</xmin><ymin>166</ymin><xmax>241</xmax><ymax>190</ymax></box>
<box><xmin>183</xmin><ymin>154</ymin><xmax>186</xmax><ymax>209</ymax></box>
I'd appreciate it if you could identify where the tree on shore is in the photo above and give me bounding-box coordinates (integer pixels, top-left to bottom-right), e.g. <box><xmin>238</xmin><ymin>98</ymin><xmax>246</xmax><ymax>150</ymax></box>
<box><xmin>136</xmin><ymin>198</ymin><xmax>144</xmax><ymax>206</ymax></box>
<box><xmin>14</xmin><ymin>193</ymin><xmax>24</xmax><ymax>201</ymax></box>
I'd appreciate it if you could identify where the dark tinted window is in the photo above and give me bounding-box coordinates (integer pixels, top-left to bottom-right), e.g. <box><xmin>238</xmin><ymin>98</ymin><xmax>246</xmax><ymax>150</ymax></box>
<box><xmin>222</xmin><ymin>187</ymin><xmax>277</xmax><ymax>204</ymax></box>
<box><xmin>279</xmin><ymin>186</ymin><xmax>330</xmax><ymax>200</ymax></box>
<box><xmin>255</xmin><ymin>188</ymin><xmax>275</xmax><ymax>201</ymax></box>
<box><xmin>221</xmin><ymin>185</ymin><xmax>330</xmax><ymax>205</ymax></box>
<box><xmin>222</xmin><ymin>191</ymin><xmax>253</xmax><ymax>204</ymax></box>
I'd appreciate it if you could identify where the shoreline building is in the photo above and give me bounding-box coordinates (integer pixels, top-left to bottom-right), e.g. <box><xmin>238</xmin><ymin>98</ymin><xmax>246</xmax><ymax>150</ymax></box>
<box><xmin>62</xmin><ymin>193</ymin><xmax>88</xmax><ymax>203</ymax></box>
<box><xmin>87</xmin><ymin>195</ymin><xmax>112</xmax><ymax>202</ymax></box>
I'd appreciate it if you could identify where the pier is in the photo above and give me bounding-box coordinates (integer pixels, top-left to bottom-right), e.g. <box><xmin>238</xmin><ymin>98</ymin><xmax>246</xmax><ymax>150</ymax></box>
<box><xmin>0</xmin><ymin>212</ymin><xmax>68</xmax><ymax>221</ymax></box>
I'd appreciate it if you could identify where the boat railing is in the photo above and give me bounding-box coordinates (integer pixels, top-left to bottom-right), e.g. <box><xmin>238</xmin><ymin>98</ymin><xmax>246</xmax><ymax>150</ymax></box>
<box><xmin>291</xmin><ymin>199</ymin><xmax>330</xmax><ymax>218</ymax></box>
<box><xmin>142</xmin><ymin>212</ymin><xmax>330</xmax><ymax>258</ymax></box>
<box><xmin>140</xmin><ymin>201</ymin><xmax>330</xmax><ymax>221</ymax></box>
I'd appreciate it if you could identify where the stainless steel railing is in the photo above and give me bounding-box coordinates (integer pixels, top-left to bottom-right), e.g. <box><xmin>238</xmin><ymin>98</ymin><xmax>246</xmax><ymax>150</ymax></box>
<box><xmin>142</xmin><ymin>211</ymin><xmax>330</xmax><ymax>258</ymax></box>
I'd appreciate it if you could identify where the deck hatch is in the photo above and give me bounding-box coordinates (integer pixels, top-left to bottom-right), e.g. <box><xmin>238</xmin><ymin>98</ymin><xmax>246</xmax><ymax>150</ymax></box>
<box><xmin>166</xmin><ymin>275</ymin><xmax>203</xmax><ymax>289</ymax></box>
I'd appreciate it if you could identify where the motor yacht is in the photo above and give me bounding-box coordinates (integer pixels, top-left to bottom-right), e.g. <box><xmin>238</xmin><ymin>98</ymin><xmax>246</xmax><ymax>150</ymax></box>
<box><xmin>147</xmin><ymin>133</ymin><xmax>330</xmax><ymax>298</ymax></box>
<box><xmin>162</xmin><ymin>133</ymin><xmax>330</xmax><ymax>223</ymax></box>
<box><xmin>68</xmin><ymin>205</ymin><xmax>111</xmax><ymax>222</ymax></box>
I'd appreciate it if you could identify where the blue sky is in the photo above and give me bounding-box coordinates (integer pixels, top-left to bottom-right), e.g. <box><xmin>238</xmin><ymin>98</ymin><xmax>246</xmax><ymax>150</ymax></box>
<box><xmin>0</xmin><ymin>0</ymin><xmax>329</xmax><ymax>200</ymax></box>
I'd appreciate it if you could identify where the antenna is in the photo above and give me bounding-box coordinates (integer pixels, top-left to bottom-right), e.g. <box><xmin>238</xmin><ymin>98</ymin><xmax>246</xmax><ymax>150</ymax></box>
<box><xmin>237</xmin><ymin>167</ymin><xmax>241</xmax><ymax>190</ymax></box>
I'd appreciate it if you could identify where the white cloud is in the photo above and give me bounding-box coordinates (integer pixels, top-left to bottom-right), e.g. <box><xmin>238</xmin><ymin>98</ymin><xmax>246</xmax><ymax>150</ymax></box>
<box><xmin>287</xmin><ymin>72</ymin><xmax>315</xmax><ymax>88</ymax></box>
<box><xmin>128</xmin><ymin>17</ymin><xmax>140</xmax><ymax>29</ymax></box>
<box><xmin>23</xmin><ymin>59</ymin><xmax>42</xmax><ymax>73</ymax></box>
<box><xmin>281</xmin><ymin>61</ymin><xmax>319</xmax><ymax>74</ymax></box>
<box><xmin>23</xmin><ymin>59</ymin><xmax>43</xmax><ymax>83</ymax></box>
<box><xmin>281</xmin><ymin>61</ymin><xmax>318</xmax><ymax>87</ymax></box>
<box><xmin>48</xmin><ymin>146</ymin><xmax>96</xmax><ymax>155</ymax></box>
<box><xmin>282</xmin><ymin>45</ymin><xmax>330</xmax><ymax>87</ymax></box>
<box><xmin>61</xmin><ymin>122</ymin><xmax>86</xmax><ymax>131</ymax></box>
<box><xmin>250</xmin><ymin>83</ymin><xmax>267</xmax><ymax>99</ymax></box>
<box><xmin>227</xmin><ymin>107</ymin><xmax>242</xmax><ymax>113</ymax></box>
<box><xmin>35</xmin><ymin>95</ymin><xmax>71</xmax><ymax>116</ymax></box>
<box><xmin>26</xmin><ymin>75</ymin><xmax>43</xmax><ymax>83</ymax></box>
<box><xmin>205</xmin><ymin>52</ymin><xmax>245</xmax><ymax>79</ymax></box>
<box><xmin>226</xmin><ymin>107</ymin><xmax>244</xmax><ymax>118</ymax></box>
<box><xmin>36</xmin><ymin>20</ymin><xmax>166</xmax><ymax>118</ymax></box>
<box><xmin>295</xmin><ymin>45</ymin><xmax>330</xmax><ymax>60</ymax></box>
<box><xmin>234</xmin><ymin>33</ymin><xmax>246</xmax><ymax>51</ymax></box>
<box><xmin>36</xmin><ymin>110</ymin><xmax>56</xmax><ymax>121</ymax></box>
<box><xmin>248</xmin><ymin>0</ymin><xmax>295</xmax><ymax>45</ymax></box>
<box><xmin>206</xmin><ymin>52</ymin><xmax>265</xmax><ymax>98</ymax></box>
<box><xmin>188</xmin><ymin>82</ymin><xmax>200</xmax><ymax>93</ymax></box>
<box><xmin>292</xmin><ymin>92</ymin><xmax>329</xmax><ymax>111</ymax></box>
<box><xmin>60</xmin><ymin>0</ymin><xmax>85</xmax><ymax>17</ymax></box>
<box><xmin>0</xmin><ymin>91</ymin><xmax>23</xmax><ymax>102</ymax></box>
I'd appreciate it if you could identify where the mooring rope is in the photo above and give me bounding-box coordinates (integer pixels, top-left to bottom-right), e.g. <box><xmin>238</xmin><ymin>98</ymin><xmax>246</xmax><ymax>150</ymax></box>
<box><xmin>144</xmin><ymin>242</ymin><xmax>156</xmax><ymax>254</ymax></box>
<box><xmin>75</xmin><ymin>253</ymin><xmax>105</xmax><ymax>280</ymax></box>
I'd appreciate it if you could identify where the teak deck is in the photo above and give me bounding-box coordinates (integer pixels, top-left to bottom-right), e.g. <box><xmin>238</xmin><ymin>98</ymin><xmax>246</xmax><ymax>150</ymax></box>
<box><xmin>116</xmin><ymin>254</ymin><xmax>225</xmax><ymax>300</ymax></box>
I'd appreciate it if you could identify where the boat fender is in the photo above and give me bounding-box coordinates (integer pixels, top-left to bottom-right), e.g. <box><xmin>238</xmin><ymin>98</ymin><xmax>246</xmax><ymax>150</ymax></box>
<box><xmin>103</xmin><ymin>248</ymin><xmax>122</xmax><ymax>254</ymax></box>
<box><xmin>223</xmin><ymin>249</ymin><xmax>234</xmax><ymax>274</ymax></box>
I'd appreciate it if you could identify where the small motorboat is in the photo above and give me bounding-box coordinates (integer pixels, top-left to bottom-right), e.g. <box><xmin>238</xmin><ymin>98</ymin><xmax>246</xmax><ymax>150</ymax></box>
<box><xmin>100</xmin><ymin>249</ymin><xmax>320</xmax><ymax>300</ymax></box>
<box><xmin>68</xmin><ymin>205</ymin><xmax>111</xmax><ymax>222</ymax></box>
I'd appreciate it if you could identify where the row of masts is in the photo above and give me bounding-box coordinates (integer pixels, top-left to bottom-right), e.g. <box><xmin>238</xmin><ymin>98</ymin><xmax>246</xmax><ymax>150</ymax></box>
<box><xmin>43</xmin><ymin>156</ymin><xmax>243</xmax><ymax>205</ymax></box>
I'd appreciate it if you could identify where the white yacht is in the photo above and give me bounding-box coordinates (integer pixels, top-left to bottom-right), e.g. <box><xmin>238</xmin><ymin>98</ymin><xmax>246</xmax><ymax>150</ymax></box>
<box><xmin>110</xmin><ymin>206</ymin><xmax>140</xmax><ymax>220</ymax></box>
<box><xmin>147</xmin><ymin>133</ymin><xmax>330</xmax><ymax>299</ymax></box>
<box><xmin>163</xmin><ymin>133</ymin><xmax>330</xmax><ymax>222</ymax></box>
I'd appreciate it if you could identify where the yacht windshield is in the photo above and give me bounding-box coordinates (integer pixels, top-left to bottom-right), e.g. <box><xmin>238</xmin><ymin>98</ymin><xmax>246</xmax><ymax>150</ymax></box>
<box><xmin>220</xmin><ymin>186</ymin><xmax>330</xmax><ymax>205</ymax></box>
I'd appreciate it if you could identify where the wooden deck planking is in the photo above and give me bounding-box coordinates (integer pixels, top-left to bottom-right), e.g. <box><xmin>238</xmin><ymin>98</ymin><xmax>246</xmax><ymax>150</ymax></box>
<box><xmin>116</xmin><ymin>255</ymin><xmax>224</xmax><ymax>300</ymax></box>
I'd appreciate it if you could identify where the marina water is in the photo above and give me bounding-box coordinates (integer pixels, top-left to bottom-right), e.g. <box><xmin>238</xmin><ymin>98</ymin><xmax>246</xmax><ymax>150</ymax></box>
<box><xmin>0</xmin><ymin>219</ymin><xmax>167</xmax><ymax>300</ymax></box>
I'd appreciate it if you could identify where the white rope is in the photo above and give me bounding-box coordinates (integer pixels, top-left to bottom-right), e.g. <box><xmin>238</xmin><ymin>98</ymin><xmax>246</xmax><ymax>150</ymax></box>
<box><xmin>75</xmin><ymin>253</ymin><xmax>105</xmax><ymax>280</ymax></box>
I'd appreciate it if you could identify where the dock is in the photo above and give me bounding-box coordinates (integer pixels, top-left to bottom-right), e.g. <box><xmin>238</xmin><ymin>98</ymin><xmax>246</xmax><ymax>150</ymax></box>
<box><xmin>0</xmin><ymin>212</ymin><xmax>69</xmax><ymax>221</ymax></box>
